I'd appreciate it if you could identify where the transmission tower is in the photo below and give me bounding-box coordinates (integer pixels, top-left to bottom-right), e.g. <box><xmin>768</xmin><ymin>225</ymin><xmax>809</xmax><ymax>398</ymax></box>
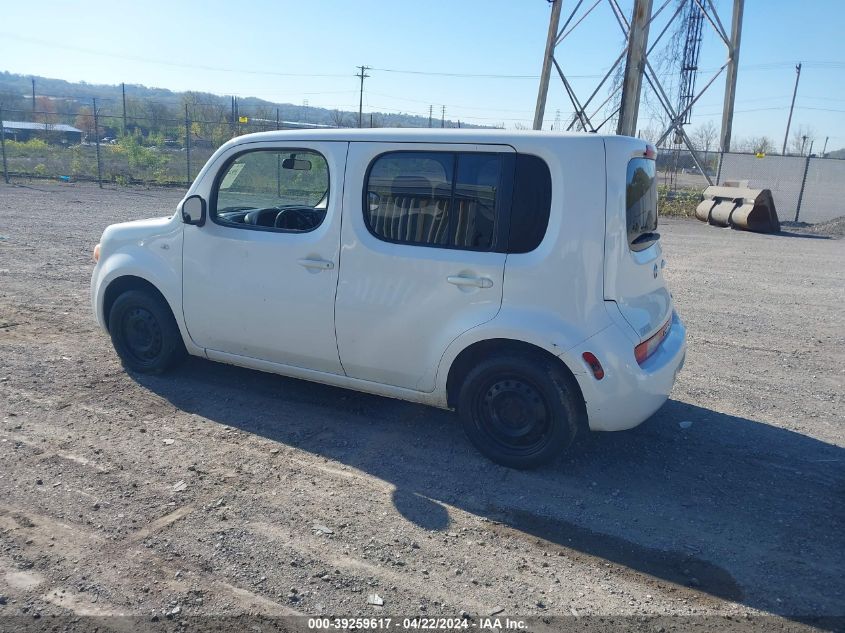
<box><xmin>532</xmin><ymin>0</ymin><xmax>745</xmax><ymax>186</ymax></box>
<box><xmin>669</xmin><ymin>0</ymin><xmax>705</xmax><ymax>188</ymax></box>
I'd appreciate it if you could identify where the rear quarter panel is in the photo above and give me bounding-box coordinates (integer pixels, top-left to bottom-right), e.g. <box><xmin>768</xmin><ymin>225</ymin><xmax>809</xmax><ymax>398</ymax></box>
<box><xmin>435</xmin><ymin>135</ymin><xmax>611</xmax><ymax>391</ymax></box>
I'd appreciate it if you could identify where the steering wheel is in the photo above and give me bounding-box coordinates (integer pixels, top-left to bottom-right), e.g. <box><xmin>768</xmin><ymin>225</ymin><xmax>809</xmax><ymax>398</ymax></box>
<box><xmin>274</xmin><ymin>207</ymin><xmax>314</xmax><ymax>231</ymax></box>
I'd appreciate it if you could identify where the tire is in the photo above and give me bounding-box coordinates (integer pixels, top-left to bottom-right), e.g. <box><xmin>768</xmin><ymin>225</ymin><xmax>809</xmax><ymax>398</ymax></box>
<box><xmin>457</xmin><ymin>354</ymin><xmax>583</xmax><ymax>469</ymax></box>
<box><xmin>108</xmin><ymin>289</ymin><xmax>186</xmax><ymax>374</ymax></box>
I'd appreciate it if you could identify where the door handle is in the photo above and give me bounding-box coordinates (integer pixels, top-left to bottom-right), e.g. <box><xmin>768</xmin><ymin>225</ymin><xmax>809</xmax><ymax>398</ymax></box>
<box><xmin>297</xmin><ymin>258</ymin><xmax>335</xmax><ymax>270</ymax></box>
<box><xmin>447</xmin><ymin>275</ymin><xmax>493</xmax><ymax>289</ymax></box>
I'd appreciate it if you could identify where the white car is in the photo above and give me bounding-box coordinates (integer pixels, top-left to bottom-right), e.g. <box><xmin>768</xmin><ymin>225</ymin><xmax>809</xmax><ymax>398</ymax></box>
<box><xmin>91</xmin><ymin>129</ymin><xmax>686</xmax><ymax>468</ymax></box>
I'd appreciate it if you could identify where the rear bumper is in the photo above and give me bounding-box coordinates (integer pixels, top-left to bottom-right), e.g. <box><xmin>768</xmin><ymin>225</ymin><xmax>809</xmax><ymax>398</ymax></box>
<box><xmin>563</xmin><ymin>311</ymin><xmax>686</xmax><ymax>432</ymax></box>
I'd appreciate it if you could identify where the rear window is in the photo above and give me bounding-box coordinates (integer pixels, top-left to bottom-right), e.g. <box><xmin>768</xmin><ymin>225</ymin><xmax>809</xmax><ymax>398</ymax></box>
<box><xmin>626</xmin><ymin>158</ymin><xmax>658</xmax><ymax>251</ymax></box>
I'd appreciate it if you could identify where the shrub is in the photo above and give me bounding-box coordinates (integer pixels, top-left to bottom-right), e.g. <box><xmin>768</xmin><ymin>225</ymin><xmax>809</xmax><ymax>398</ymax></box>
<box><xmin>7</xmin><ymin>138</ymin><xmax>49</xmax><ymax>152</ymax></box>
<box><xmin>658</xmin><ymin>185</ymin><xmax>701</xmax><ymax>218</ymax></box>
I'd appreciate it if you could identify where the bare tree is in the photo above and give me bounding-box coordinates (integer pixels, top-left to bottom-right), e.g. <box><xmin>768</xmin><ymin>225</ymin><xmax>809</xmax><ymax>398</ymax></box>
<box><xmin>329</xmin><ymin>109</ymin><xmax>350</xmax><ymax>128</ymax></box>
<box><xmin>692</xmin><ymin>121</ymin><xmax>717</xmax><ymax>154</ymax></box>
<box><xmin>691</xmin><ymin>120</ymin><xmax>718</xmax><ymax>175</ymax></box>
<box><xmin>789</xmin><ymin>125</ymin><xmax>815</xmax><ymax>155</ymax></box>
<box><xmin>739</xmin><ymin>136</ymin><xmax>776</xmax><ymax>155</ymax></box>
<box><xmin>638</xmin><ymin>125</ymin><xmax>662</xmax><ymax>145</ymax></box>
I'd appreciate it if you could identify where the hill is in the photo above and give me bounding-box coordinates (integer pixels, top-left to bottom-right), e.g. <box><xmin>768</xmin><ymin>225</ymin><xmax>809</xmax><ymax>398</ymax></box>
<box><xmin>0</xmin><ymin>71</ymin><xmax>486</xmax><ymax>134</ymax></box>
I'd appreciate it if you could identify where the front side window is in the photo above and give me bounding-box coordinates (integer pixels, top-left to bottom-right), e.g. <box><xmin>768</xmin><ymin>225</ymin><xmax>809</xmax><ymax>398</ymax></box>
<box><xmin>365</xmin><ymin>151</ymin><xmax>501</xmax><ymax>250</ymax></box>
<box><xmin>626</xmin><ymin>157</ymin><xmax>658</xmax><ymax>251</ymax></box>
<box><xmin>213</xmin><ymin>149</ymin><xmax>329</xmax><ymax>232</ymax></box>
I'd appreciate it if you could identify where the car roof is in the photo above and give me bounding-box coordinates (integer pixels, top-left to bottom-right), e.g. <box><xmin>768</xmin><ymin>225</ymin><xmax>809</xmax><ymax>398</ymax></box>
<box><xmin>225</xmin><ymin>127</ymin><xmax>623</xmax><ymax>146</ymax></box>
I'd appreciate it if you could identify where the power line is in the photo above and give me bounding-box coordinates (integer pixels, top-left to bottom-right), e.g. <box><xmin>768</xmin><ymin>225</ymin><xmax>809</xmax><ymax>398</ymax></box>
<box><xmin>0</xmin><ymin>33</ymin><xmax>350</xmax><ymax>78</ymax></box>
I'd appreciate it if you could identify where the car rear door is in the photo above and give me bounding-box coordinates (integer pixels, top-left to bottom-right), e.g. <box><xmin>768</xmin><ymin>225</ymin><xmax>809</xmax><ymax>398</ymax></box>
<box><xmin>335</xmin><ymin>141</ymin><xmax>514</xmax><ymax>391</ymax></box>
<box><xmin>603</xmin><ymin>136</ymin><xmax>673</xmax><ymax>341</ymax></box>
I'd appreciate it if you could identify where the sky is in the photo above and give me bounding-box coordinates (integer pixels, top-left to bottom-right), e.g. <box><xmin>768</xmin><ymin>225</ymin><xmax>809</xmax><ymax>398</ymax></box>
<box><xmin>1</xmin><ymin>0</ymin><xmax>843</xmax><ymax>150</ymax></box>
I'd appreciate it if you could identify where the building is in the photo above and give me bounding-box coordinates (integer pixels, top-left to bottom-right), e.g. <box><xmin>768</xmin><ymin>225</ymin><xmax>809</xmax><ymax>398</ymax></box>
<box><xmin>1</xmin><ymin>120</ymin><xmax>83</xmax><ymax>145</ymax></box>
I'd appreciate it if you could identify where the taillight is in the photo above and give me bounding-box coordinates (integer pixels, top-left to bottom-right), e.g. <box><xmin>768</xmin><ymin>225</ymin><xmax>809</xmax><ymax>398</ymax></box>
<box><xmin>582</xmin><ymin>352</ymin><xmax>605</xmax><ymax>380</ymax></box>
<box><xmin>635</xmin><ymin>317</ymin><xmax>672</xmax><ymax>365</ymax></box>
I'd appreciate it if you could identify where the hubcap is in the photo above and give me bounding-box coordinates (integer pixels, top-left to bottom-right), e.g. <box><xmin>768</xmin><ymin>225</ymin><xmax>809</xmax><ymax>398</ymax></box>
<box><xmin>474</xmin><ymin>376</ymin><xmax>550</xmax><ymax>456</ymax></box>
<box><xmin>122</xmin><ymin>307</ymin><xmax>162</xmax><ymax>364</ymax></box>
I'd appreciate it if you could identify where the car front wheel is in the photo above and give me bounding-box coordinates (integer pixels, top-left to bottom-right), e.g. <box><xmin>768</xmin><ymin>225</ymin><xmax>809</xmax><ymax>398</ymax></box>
<box><xmin>108</xmin><ymin>289</ymin><xmax>186</xmax><ymax>374</ymax></box>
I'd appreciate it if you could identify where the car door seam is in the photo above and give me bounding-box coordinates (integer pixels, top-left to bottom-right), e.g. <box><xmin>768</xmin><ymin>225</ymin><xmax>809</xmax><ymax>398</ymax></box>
<box><xmin>332</xmin><ymin>141</ymin><xmax>351</xmax><ymax>377</ymax></box>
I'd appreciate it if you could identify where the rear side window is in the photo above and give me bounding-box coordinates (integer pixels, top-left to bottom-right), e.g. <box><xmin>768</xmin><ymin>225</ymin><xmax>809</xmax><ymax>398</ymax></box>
<box><xmin>508</xmin><ymin>154</ymin><xmax>551</xmax><ymax>253</ymax></box>
<box><xmin>626</xmin><ymin>158</ymin><xmax>658</xmax><ymax>251</ymax></box>
<box><xmin>365</xmin><ymin>151</ymin><xmax>501</xmax><ymax>250</ymax></box>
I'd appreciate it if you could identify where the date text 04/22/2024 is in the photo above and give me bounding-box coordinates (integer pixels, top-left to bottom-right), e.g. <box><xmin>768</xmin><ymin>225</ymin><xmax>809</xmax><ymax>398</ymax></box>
<box><xmin>307</xmin><ymin>617</ymin><xmax>528</xmax><ymax>630</ymax></box>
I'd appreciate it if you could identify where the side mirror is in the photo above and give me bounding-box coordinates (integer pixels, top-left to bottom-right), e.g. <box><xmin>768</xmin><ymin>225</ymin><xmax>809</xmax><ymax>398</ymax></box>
<box><xmin>181</xmin><ymin>195</ymin><xmax>206</xmax><ymax>226</ymax></box>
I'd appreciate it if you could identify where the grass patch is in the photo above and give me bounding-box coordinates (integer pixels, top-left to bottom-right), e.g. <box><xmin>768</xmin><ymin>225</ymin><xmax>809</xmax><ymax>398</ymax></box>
<box><xmin>659</xmin><ymin>185</ymin><xmax>701</xmax><ymax>218</ymax></box>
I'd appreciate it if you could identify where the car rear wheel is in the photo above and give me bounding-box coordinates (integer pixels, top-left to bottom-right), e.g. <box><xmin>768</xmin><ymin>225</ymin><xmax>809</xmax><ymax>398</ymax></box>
<box><xmin>108</xmin><ymin>289</ymin><xmax>186</xmax><ymax>374</ymax></box>
<box><xmin>457</xmin><ymin>354</ymin><xmax>582</xmax><ymax>469</ymax></box>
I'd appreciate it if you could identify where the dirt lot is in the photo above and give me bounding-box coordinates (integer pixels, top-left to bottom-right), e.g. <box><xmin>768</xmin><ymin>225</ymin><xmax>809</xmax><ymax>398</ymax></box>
<box><xmin>0</xmin><ymin>181</ymin><xmax>843</xmax><ymax>631</ymax></box>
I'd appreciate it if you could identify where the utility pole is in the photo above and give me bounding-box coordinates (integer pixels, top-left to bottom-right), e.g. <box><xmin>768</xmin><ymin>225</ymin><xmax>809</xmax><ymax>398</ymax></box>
<box><xmin>533</xmin><ymin>0</ymin><xmax>563</xmax><ymax>130</ymax></box>
<box><xmin>230</xmin><ymin>96</ymin><xmax>236</xmax><ymax>135</ymax></box>
<box><xmin>428</xmin><ymin>105</ymin><xmax>433</xmax><ymax>128</ymax></box>
<box><xmin>185</xmin><ymin>104</ymin><xmax>191</xmax><ymax>186</ymax></box>
<box><xmin>31</xmin><ymin>78</ymin><xmax>35</xmax><ymax>116</ymax></box>
<box><xmin>720</xmin><ymin>0</ymin><xmax>744</xmax><ymax>152</ymax></box>
<box><xmin>121</xmin><ymin>82</ymin><xmax>127</xmax><ymax>135</ymax></box>
<box><xmin>92</xmin><ymin>98</ymin><xmax>102</xmax><ymax>188</ymax></box>
<box><xmin>782</xmin><ymin>63</ymin><xmax>802</xmax><ymax>155</ymax></box>
<box><xmin>0</xmin><ymin>107</ymin><xmax>9</xmax><ymax>184</ymax></box>
<box><xmin>822</xmin><ymin>136</ymin><xmax>829</xmax><ymax>157</ymax></box>
<box><xmin>356</xmin><ymin>65</ymin><xmax>370</xmax><ymax>128</ymax></box>
<box><xmin>617</xmin><ymin>0</ymin><xmax>653</xmax><ymax>136</ymax></box>
<box><xmin>441</xmin><ymin>106</ymin><xmax>446</xmax><ymax>128</ymax></box>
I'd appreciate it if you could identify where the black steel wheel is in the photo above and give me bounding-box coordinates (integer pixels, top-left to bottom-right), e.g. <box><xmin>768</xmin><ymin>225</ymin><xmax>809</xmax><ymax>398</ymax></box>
<box><xmin>108</xmin><ymin>289</ymin><xmax>186</xmax><ymax>374</ymax></box>
<box><xmin>458</xmin><ymin>354</ymin><xmax>582</xmax><ymax>469</ymax></box>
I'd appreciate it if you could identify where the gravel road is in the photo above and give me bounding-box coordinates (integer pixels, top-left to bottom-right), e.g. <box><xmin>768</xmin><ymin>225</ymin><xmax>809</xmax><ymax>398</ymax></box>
<box><xmin>0</xmin><ymin>181</ymin><xmax>843</xmax><ymax>631</ymax></box>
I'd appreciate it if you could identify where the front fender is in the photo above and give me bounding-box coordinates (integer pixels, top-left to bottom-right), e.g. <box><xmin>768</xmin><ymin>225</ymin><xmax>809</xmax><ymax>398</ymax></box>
<box><xmin>90</xmin><ymin>229</ymin><xmax>200</xmax><ymax>355</ymax></box>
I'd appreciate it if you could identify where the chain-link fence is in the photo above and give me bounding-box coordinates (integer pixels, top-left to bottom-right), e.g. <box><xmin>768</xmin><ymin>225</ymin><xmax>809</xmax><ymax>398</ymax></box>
<box><xmin>2</xmin><ymin>105</ymin><xmax>843</xmax><ymax>224</ymax></box>
<box><xmin>637</xmin><ymin>147</ymin><xmax>843</xmax><ymax>224</ymax></box>
<box><xmin>715</xmin><ymin>152</ymin><xmax>845</xmax><ymax>223</ymax></box>
<box><xmin>0</xmin><ymin>105</ymin><xmax>331</xmax><ymax>188</ymax></box>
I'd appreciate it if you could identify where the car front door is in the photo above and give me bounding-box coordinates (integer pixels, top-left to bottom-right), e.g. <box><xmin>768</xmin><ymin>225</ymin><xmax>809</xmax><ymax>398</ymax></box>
<box><xmin>335</xmin><ymin>142</ymin><xmax>513</xmax><ymax>391</ymax></box>
<box><xmin>182</xmin><ymin>141</ymin><xmax>347</xmax><ymax>374</ymax></box>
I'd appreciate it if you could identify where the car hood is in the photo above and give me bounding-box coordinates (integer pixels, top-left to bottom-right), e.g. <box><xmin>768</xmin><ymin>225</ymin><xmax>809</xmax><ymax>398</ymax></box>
<box><xmin>101</xmin><ymin>214</ymin><xmax>177</xmax><ymax>244</ymax></box>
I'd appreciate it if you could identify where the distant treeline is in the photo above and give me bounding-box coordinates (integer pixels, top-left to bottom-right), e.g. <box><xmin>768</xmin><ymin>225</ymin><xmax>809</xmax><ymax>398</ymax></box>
<box><xmin>0</xmin><ymin>71</ymin><xmax>485</xmax><ymax>144</ymax></box>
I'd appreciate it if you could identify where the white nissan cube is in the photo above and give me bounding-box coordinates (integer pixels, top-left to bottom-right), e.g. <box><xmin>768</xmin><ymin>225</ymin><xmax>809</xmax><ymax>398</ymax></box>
<box><xmin>91</xmin><ymin>129</ymin><xmax>686</xmax><ymax>468</ymax></box>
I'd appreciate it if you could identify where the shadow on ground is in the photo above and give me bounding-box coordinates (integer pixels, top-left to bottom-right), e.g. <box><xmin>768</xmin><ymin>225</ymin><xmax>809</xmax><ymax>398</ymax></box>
<box><xmin>135</xmin><ymin>357</ymin><xmax>845</xmax><ymax>626</ymax></box>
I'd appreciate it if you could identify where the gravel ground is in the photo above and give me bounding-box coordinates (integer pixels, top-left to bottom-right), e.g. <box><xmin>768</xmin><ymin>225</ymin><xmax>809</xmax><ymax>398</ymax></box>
<box><xmin>0</xmin><ymin>181</ymin><xmax>843</xmax><ymax>631</ymax></box>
